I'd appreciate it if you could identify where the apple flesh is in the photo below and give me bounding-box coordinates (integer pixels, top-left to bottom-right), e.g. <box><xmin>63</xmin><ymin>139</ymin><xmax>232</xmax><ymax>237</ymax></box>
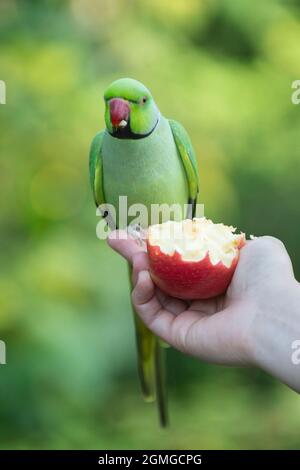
<box><xmin>147</xmin><ymin>218</ymin><xmax>245</xmax><ymax>300</ymax></box>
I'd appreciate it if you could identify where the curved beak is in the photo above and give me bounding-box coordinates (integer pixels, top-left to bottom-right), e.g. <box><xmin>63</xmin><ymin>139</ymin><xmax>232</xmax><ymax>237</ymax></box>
<box><xmin>109</xmin><ymin>98</ymin><xmax>130</xmax><ymax>128</ymax></box>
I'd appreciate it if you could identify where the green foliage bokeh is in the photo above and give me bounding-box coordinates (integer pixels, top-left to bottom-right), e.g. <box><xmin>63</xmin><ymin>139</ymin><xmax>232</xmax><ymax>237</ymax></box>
<box><xmin>0</xmin><ymin>0</ymin><xmax>300</xmax><ymax>449</ymax></box>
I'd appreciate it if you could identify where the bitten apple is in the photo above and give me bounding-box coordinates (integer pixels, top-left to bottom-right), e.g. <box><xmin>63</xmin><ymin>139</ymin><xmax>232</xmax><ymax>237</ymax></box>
<box><xmin>147</xmin><ymin>218</ymin><xmax>245</xmax><ymax>300</ymax></box>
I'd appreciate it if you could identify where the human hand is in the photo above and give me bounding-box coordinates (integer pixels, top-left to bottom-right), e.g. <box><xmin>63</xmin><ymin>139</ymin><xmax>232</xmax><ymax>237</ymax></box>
<box><xmin>108</xmin><ymin>232</ymin><xmax>297</xmax><ymax>371</ymax></box>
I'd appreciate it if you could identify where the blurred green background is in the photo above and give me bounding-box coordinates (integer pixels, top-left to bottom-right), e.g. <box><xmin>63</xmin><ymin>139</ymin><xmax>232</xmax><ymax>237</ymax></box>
<box><xmin>0</xmin><ymin>0</ymin><xmax>300</xmax><ymax>450</ymax></box>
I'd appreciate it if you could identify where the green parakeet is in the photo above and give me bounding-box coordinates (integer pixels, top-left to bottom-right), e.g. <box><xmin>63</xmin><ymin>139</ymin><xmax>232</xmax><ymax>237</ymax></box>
<box><xmin>89</xmin><ymin>78</ymin><xmax>199</xmax><ymax>426</ymax></box>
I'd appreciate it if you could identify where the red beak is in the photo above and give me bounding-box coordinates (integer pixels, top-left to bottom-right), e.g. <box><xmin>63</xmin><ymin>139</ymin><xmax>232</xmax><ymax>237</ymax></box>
<box><xmin>109</xmin><ymin>98</ymin><xmax>130</xmax><ymax>127</ymax></box>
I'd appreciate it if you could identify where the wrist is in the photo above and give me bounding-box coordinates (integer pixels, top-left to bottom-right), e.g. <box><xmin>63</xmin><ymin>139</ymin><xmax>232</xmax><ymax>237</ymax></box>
<box><xmin>248</xmin><ymin>278</ymin><xmax>300</xmax><ymax>389</ymax></box>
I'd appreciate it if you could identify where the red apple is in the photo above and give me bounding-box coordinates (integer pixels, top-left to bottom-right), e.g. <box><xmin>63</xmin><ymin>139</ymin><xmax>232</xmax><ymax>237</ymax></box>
<box><xmin>147</xmin><ymin>218</ymin><xmax>245</xmax><ymax>300</ymax></box>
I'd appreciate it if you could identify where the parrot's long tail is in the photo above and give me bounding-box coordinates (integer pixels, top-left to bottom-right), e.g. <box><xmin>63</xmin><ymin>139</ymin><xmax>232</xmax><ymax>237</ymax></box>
<box><xmin>128</xmin><ymin>263</ymin><xmax>168</xmax><ymax>427</ymax></box>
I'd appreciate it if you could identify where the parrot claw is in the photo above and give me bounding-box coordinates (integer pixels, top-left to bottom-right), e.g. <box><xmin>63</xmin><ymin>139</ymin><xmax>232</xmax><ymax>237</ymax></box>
<box><xmin>127</xmin><ymin>224</ymin><xmax>147</xmax><ymax>249</ymax></box>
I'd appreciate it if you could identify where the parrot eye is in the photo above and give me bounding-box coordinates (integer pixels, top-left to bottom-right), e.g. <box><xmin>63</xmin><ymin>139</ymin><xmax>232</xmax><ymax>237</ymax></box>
<box><xmin>141</xmin><ymin>96</ymin><xmax>147</xmax><ymax>104</ymax></box>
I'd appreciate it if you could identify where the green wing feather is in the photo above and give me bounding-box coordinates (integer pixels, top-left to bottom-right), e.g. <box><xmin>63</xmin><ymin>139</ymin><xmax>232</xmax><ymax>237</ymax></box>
<box><xmin>169</xmin><ymin>119</ymin><xmax>199</xmax><ymax>216</ymax></box>
<box><xmin>89</xmin><ymin>130</ymin><xmax>106</xmax><ymax>207</ymax></box>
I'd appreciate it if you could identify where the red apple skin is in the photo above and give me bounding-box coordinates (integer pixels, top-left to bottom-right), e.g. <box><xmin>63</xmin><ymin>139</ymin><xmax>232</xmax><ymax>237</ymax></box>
<box><xmin>147</xmin><ymin>242</ymin><xmax>241</xmax><ymax>300</ymax></box>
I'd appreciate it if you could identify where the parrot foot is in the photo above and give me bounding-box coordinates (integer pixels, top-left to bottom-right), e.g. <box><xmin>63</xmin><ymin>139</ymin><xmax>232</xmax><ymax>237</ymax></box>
<box><xmin>127</xmin><ymin>224</ymin><xmax>147</xmax><ymax>249</ymax></box>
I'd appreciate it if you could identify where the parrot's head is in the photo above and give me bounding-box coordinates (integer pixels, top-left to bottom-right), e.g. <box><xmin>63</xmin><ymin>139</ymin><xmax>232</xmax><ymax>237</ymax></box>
<box><xmin>104</xmin><ymin>78</ymin><xmax>159</xmax><ymax>139</ymax></box>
